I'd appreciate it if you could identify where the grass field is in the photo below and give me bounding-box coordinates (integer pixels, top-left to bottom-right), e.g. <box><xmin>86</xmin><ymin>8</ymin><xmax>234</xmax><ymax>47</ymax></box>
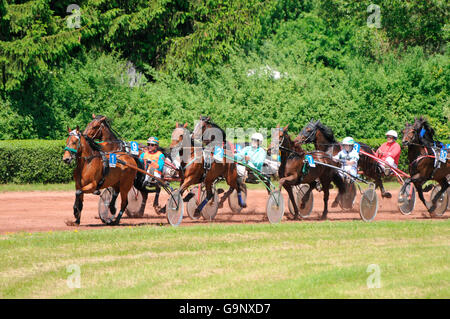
<box><xmin>0</xmin><ymin>220</ymin><xmax>448</xmax><ymax>298</ymax></box>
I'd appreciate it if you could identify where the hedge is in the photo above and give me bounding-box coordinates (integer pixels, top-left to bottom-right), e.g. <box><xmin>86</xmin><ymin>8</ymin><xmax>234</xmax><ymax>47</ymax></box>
<box><xmin>0</xmin><ymin>138</ymin><xmax>448</xmax><ymax>184</ymax></box>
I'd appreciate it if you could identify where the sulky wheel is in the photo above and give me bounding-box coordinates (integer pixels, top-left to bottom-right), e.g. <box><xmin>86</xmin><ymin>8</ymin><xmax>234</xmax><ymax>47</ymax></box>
<box><xmin>98</xmin><ymin>187</ymin><xmax>116</xmax><ymax>224</ymax></box>
<box><xmin>186</xmin><ymin>186</ymin><xmax>201</xmax><ymax>220</ymax></box>
<box><xmin>166</xmin><ymin>189</ymin><xmax>184</xmax><ymax>226</ymax></box>
<box><xmin>429</xmin><ymin>185</ymin><xmax>448</xmax><ymax>217</ymax></box>
<box><xmin>228</xmin><ymin>184</ymin><xmax>248</xmax><ymax>214</ymax></box>
<box><xmin>266</xmin><ymin>190</ymin><xmax>285</xmax><ymax>224</ymax></box>
<box><xmin>125</xmin><ymin>186</ymin><xmax>147</xmax><ymax>218</ymax></box>
<box><xmin>201</xmin><ymin>188</ymin><xmax>219</xmax><ymax>221</ymax></box>
<box><xmin>360</xmin><ymin>188</ymin><xmax>378</xmax><ymax>222</ymax></box>
<box><xmin>397</xmin><ymin>182</ymin><xmax>416</xmax><ymax>215</ymax></box>
<box><xmin>288</xmin><ymin>184</ymin><xmax>313</xmax><ymax>218</ymax></box>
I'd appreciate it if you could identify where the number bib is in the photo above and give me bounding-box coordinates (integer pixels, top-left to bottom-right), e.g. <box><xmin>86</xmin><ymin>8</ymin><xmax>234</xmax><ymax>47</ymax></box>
<box><xmin>130</xmin><ymin>141</ymin><xmax>139</xmax><ymax>155</ymax></box>
<box><xmin>109</xmin><ymin>153</ymin><xmax>117</xmax><ymax>168</ymax></box>
<box><xmin>213</xmin><ymin>146</ymin><xmax>224</xmax><ymax>161</ymax></box>
<box><xmin>305</xmin><ymin>154</ymin><xmax>316</xmax><ymax>167</ymax></box>
<box><xmin>439</xmin><ymin>145</ymin><xmax>449</xmax><ymax>163</ymax></box>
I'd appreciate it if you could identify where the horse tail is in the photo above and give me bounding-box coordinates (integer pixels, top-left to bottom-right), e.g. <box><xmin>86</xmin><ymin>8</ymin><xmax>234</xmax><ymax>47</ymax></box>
<box><xmin>132</xmin><ymin>155</ymin><xmax>146</xmax><ymax>191</ymax></box>
<box><xmin>358</xmin><ymin>143</ymin><xmax>381</xmax><ymax>178</ymax></box>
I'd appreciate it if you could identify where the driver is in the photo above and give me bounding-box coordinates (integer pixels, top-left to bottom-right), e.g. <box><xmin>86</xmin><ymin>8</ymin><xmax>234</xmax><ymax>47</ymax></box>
<box><xmin>140</xmin><ymin>136</ymin><xmax>165</xmax><ymax>185</ymax></box>
<box><xmin>234</xmin><ymin>133</ymin><xmax>267</xmax><ymax>182</ymax></box>
<box><xmin>376</xmin><ymin>130</ymin><xmax>401</xmax><ymax>175</ymax></box>
<box><xmin>333</xmin><ymin>137</ymin><xmax>359</xmax><ymax>178</ymax></box>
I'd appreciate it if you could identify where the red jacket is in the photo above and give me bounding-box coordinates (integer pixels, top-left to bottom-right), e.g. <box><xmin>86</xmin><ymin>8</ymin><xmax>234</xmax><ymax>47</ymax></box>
<box><xmin>376</xmin><ymin>142</ymin><xmax>401</xmax><ymax>165</ymax></box>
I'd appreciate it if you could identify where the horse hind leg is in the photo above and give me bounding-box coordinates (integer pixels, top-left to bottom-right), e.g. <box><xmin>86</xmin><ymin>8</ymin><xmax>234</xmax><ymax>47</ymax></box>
<box><xmin>319</xmin><ymin>178</ymin><xmax>332</xmax><ymax>220</ymax></box>
<box><xmin>109</xmin><ymin>188</ymin><xmax>119</xmax><ymax>216</ymax></box>
<box><xmin>377</xmin><ymin>177</ymin><xmax>391</xmax><ymax>199</ymax></box>
<box><xmin>429</xmin><ymin>178</ymin><xmax>449</xmax><ymax>214</ymax></box>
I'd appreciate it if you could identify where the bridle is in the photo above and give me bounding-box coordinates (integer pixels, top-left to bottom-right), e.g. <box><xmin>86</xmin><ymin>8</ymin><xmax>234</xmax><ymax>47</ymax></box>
<box><xmin>298</xmin><ymin>122</ymin><xmax>317</xmax><ymax>145</ymax></box>
<box><xmin>64</xmin><ymin>130</ymin><xmax>82</xmax><ymax>159</ymax></box>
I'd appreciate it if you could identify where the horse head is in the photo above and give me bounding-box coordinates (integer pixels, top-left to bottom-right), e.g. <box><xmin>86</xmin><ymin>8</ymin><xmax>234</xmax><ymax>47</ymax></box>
<box><xmin>295</xmin><ymin>119</ymin><xmax>319</xmax><ymax>145</ymax></box>
<box><xmin>63</xmin><ymin>126</ymin><xmax>81</xmax><ymax>165</ymax></box>
<box><xmin>84</xmin><ymin>114</ymin><xmax>109</xmax><ymax>140</ymax></box>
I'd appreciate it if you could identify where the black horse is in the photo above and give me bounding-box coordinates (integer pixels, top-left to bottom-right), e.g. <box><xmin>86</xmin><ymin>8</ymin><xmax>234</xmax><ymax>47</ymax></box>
<box><xmin>295</xmin><ymin>119</ymin><xmax>391</xmax><ymax>198</ymax></box>
<box><xmin>402</xmin><ymin>117</ymin><xmax>449</xmax><ymax>215</ymax></box>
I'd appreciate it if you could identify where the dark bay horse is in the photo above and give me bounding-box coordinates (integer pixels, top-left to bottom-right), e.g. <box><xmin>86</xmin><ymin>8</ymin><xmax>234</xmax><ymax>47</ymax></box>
<box><xmin>62</xmin><ymin>126</ymin><xmax>137</xmax><ymax>225</ymax></box>
<box><xmin>402</xmin><ymin>117</ymin><xmax>449</xmax><ymax>215</ymax></box>
<box><xmin>278</xmin><ymin>149</ymin><xmax>346</xmax><ymax>220</ymax></box>
<box><xmin>295</xmin><ymin>119</ymin><xmax>391</xmax><ymax>198</ymax></box>
<box><xmin>269</xmin><ymin>124</ymin><xmax>307</xmax><ymax>218</ymax></box>
<box><xmin>192</xmin><ymin>116</ymin><xmax>247</xmax><ymax>210</ymax></box>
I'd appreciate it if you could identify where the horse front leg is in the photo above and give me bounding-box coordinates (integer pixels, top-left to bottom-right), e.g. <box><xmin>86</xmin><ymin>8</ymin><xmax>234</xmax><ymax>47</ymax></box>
<box><xmin>70</xmin><ymin>191</ymin><xmax>84</xmax><ymax>225</ymax></box>
<box><xmin>194</xmin><ymin>179</ymin><xmax>214</xmax><ymax>217</ymax></box>
<box><xmin>283</xmin><ymin>183</ymin><xmax>299</xmax><ymax>220</ymax></box>
<box><xmin>320</xmin><ymin>179</ymin><xmax>331</xmax><ymax>220</ymax></box>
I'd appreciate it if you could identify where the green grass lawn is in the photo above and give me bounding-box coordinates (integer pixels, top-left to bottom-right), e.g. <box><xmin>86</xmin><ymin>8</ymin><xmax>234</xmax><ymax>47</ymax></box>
<box><xmin>0</xmin><ymin>220</ymin><xmax>448</xmax><ymax>298</ymax></box>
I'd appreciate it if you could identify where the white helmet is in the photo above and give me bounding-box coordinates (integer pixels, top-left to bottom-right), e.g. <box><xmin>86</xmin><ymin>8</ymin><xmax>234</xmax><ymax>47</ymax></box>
<box><xmin>342</xmin><ymin>137</ymin><xmax>355</xmax><ymax>145</ymax></box>
<box><xmin>386</xmin><ymin>130</ymin><xmax>398</xmax><ymax>139</ymax></box>
<box><xmin>251</xmin><ymin>132</ymin><xmax>264</xmax><ymax>142</ymax></box>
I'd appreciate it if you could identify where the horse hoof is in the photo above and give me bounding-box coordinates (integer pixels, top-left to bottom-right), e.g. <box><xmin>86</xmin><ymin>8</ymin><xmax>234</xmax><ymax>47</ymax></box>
<box><xmin>193</xmin><ymin>209</ymin><xmax>201</xmax><ymax>217</ymax></box>
<box><xmin>65</xmin><ymin>220</ymin><xmax>79</xmax><ymax>226</ymax></box>
<box><xmin>154</xmin><ymin>205</ymin><xmax>162</xmax><ymax>215</ymax></box>
<box><xmin>382</xmin><ymin>192</ymin><xmax>392</xmax><ymax>199</ymax></box>
<box><xmin>320</xmin><ymin>214</ymin><xmax>328</xmax><ymax>220</ymax></box>
<box><xmin>217</xmin><ymin>188</ymin><xmax>224</xmax><ymax>194</ymax></box>
<box><xmin>331</xmin><ymin>201</ymin><xmax>338</xmax><ymax>208</ymax></box>
<box><xmin>428</xmin><ymin>204</ymin><xmax>436</xmax><ymax>214</ymax></box>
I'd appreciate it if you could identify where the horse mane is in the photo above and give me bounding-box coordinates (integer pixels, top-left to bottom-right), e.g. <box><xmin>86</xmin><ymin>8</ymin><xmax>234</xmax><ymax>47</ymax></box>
<box><xmin>415</xmin><ymin>116</ymin><xmax>440</xmax><ymax>146</ymax></box>
<box><xmin>94</xmin><ymin>115</ymin><xmax>120</xmax><ymax>140</ymax></box>
<box><xmin>202</xmin><ymin>116</ymin><xmax>227</xmax><ymax>141</ymax></box>
<box><xmin>315</xmin><ymin>120</ymin><xmax>337</xmax><ymax>143</ymax></box>
<box><xmin>83</xmin><ymin>135</ymin><xmax>103</xmax><ymax>153</ymax></box>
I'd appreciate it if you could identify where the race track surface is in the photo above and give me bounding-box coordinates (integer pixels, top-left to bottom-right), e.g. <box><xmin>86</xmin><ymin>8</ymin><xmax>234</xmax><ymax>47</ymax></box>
<box><xmin>0</xmin><ymin>188</ymin><xmax>447</xmax><ymax>234</ymax></box>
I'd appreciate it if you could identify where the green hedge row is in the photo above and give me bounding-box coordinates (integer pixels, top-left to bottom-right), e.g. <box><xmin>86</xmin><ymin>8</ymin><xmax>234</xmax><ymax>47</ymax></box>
<box><xmin>0</xmin><ymin>140</ymin><xmax>74</xmax><ymax>183</ymax></box>
<box><xmin>1</xmin><ymin>139</ymin><xmax>447</xmax><ymax>184</ymax></box>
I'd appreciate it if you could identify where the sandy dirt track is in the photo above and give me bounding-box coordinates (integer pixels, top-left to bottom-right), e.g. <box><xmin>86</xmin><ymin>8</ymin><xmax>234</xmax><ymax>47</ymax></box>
<box><xmin>0</xmin><ymin>188</ymin><xmax>447</xmax><ymax>234</ymax></box>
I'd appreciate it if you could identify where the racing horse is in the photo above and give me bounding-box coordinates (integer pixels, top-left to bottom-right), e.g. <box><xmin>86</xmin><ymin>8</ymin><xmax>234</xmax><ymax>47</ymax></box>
<box><xmin>62</xmin><ymin>126</ymin><xmax>137</xmax><ymax>225</ymax></box>
<box><xmin>83</xmin><ymin>114</ymin><xmax>171</xmax><ymax>214</ymax></box>
<box><xmin>170</xmin><ymin>119</ymin><xmax>245</xmax><ymax>216</ymax></box>
<box><xmin>402</xmin><ymin>117</ymin><xmax>449</xmax><ymax>215</ymax></box>
<box><xmin>269</xmin><ymin>124</ymin><xmax>307</xmax><ymax>218</ymax></box>
<box><xmin>278</xmin><ymin>148</ymin><xmax>346</xmax><ymax>220</ymax></box>
<box><xmin>295</xmin><ymin>119</ymin><xmax>392</xmax><ymax>198</ymax></box>
<box><xmin>192</xmin><ymin>116</ymin><xmax>248</xmax><ymax>210</ymax></box>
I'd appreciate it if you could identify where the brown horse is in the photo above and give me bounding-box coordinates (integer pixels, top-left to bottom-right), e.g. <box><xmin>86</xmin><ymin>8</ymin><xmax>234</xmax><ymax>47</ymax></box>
<box><xmin>62</xmin><ymin>126</ymin><xmax>137</xmax><ymax>225</ymax></box>
<box><xmin>401</xmin><ymin>117</ymin><xmax>449</xmax><ymax>215</ymax></box>
<box><xmin>83</xmin><ymin>114</ymin><xmax>167</xmax><ymax>214</ymax></box>
<box><xmin>269</xmin><ymin>124</ymin><xmax>307</xmax><ymax>218</ymax></box>
<box><xmin>295</xmin><ymin>119</ymin><xmax>391</xmax><ymax>198</ymax></box>
<box><xmin>170</xmin><ymin>119</ymin><xmax>245</xmax><ymax>216</ymax></box>
<box><xmin>279</xmin><ymin>149</ymin><xmax>346</xmax><ymax>220</ymax></box>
